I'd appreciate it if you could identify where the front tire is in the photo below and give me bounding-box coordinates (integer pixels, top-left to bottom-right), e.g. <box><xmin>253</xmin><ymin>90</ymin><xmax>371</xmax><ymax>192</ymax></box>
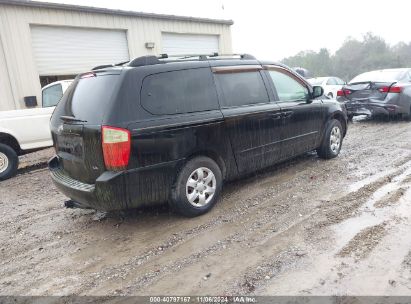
<box><xmin>0</xmin><ymin>143</ymin><xmax>19</xmax><ymax>181</ymax></box>
<box><xmin>170</xmin><ymin>156</ymin><xmax>222</xmax><ymax>217</ymax></box>
<box><xmin>317</xmin><ymin>119</ymin><xmax>343</xmax><ymax>159</ymax></box>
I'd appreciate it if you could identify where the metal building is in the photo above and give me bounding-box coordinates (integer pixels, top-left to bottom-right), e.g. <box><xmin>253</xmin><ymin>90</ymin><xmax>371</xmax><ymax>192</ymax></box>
<box><xmin>0</xmin><ymin>0</ymin><xmax>233</xmax><ymax>111</ymax></box>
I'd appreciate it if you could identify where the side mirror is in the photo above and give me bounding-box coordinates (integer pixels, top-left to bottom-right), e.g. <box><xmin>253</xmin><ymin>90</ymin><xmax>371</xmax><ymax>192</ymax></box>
<box><xmin>312</xmin><ymin>86</ymin><xmax>324</xmax><ymax>99</ymax></box>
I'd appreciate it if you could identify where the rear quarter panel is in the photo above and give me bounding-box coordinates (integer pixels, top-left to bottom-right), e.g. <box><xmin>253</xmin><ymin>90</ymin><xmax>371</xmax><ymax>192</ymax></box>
<box><xmin>397</xmin><ymin>84</ymin><xmax>411</xmax><ymax>113</ymax></box>
<box><xmin>125</xmin><ymin>111</ymin><xmax>237</xmax><ymax>206</ymax></box>
<box><xmin>320</xmin><ymin>100</ymin><xmax>348</xmax><ymax>137</ymax></box>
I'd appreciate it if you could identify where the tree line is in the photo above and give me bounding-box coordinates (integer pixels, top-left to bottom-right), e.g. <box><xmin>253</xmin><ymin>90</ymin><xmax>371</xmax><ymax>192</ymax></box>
<box><xmin>281</xmin><ymin>33</ymin><xmax>411</xmax><ymax>81</ymax></box>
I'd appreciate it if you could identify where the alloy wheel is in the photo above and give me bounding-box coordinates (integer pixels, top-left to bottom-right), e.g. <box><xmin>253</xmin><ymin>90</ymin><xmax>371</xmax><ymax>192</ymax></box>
<box><xmin>0</xmin><ymin>152</ymin><xmax>9</xmax><ymax>174</ymax></box>
<box><xmin>185</xmin><ymin>167</ymin><xmax>217</xmax><ymax>207</ymax></box>
<box><xmin>330</xmin><ymin>126</ymin><xmax>341</xmax><ymax>154</ymax></box>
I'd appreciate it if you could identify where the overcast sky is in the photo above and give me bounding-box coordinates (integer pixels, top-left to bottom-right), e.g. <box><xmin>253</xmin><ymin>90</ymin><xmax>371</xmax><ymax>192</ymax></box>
<box><xmin>37</xmin><ymin>0</ymin><xmax>411</xmax><ymax>61</ymax></box>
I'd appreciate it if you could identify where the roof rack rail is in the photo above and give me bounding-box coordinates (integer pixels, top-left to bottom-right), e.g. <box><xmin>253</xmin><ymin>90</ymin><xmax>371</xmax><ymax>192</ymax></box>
<box><xmin>92</xmin><ymin>53</ymin><xmax>257</xmax><ymax>70</ymax></box>
<box><xmin>159</xmin><ymin>53</ymin><xmax>255</xmax><ymax>60</ymax></box>
<box><xmin>125</xmin><ymin>53</ymin><xmax>256</xmax><ymax>68</ymax></box>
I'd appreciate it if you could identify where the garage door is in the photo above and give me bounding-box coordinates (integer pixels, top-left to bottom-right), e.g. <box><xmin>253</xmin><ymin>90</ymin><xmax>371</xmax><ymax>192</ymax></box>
<box><xmin>31</xmin><ymin>25</ymin><xmax>129</xmax><ymax>75</ymax></box>
<box><xmin>162</xmin><ymin>33</ymin><xmax>219</xmax><ymax>56</ymax></box>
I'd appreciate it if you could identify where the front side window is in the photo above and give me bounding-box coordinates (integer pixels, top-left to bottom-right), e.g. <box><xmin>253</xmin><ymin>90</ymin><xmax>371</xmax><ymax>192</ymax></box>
<box><xmin>268</xmin><ymin>70</ymin><xmax>309</xmax><ymax>102</ymax></box>
<box><xmin>42</xmin><ymin>84</ymin><xmax>63</xmax><ymax>107</ymax></box>
<box><xmin>215</xmin><ymin>71</ymin><xmax>269</xmax><ymax>107</ymax></box>
<box><xmin>141</xmin><ymin>68</ymin><xmax>218</xmax><ymax>115</ymax></box>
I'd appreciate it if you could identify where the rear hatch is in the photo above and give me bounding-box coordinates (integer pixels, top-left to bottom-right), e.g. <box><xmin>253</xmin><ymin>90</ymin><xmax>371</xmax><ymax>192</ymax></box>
<box><xmin>50</xmin><ymin>70</ymin><xmax>121</xmax><ymax>184</ymax></box>
<box><xmin>343</xmin><ymin>81</ymin><xmax>395</xmax><ymax>102</ymax></box>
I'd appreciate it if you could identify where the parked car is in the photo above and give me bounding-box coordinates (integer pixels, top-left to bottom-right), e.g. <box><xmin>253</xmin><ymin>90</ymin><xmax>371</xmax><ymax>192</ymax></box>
<box><xmin>337</xmin><ymin>68</ymin><xmax>411</xmax><ymax>120</ymax></box>
<box><xmin>0</xmin><ymin>80</ymin><xmax>72</xmax><ymax>180</ymax></box>
<box><xmin>49</xmin><ymin>54</ymin><xmax>348</xmax><ymax>217</ymax></box>
<box><xmin>308</xmin><ymin>77</ymin><xmax>346</xmax><ymax>99</ymax></box>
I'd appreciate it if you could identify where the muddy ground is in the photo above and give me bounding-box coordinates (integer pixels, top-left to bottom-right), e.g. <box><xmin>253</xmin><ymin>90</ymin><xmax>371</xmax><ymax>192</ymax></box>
<box><xmin>0</xmin><ymin>118</ymin><xmax>410</xmax><ymax>296</ymax></box>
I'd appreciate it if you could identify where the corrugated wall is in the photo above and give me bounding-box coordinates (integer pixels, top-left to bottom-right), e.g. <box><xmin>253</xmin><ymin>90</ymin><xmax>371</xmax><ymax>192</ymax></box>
<box><xmin>0</xmin><ymin>30</ymin><xmax>15</xmax><ymax>111</ymax></box>
<box><xmin>0</xmin><ymin>4</ymin><xmax>232</xmax><ymax>110</ymax></box>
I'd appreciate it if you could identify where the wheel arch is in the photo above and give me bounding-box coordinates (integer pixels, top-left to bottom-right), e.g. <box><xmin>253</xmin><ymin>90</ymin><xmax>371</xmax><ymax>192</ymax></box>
<box><xmin>330</xmin><ymin>111</ymin><xmax>347</xmax><ymax>137</ymax></box>
<box><xmin>0</xmin><ymin>132</ymin><xmax>21</xmax><ymax>154</ymax></box>
<box><xmin>186</xmin><ymin>150</ymin><xmax>227</xmax><ymax>181</ymax></box>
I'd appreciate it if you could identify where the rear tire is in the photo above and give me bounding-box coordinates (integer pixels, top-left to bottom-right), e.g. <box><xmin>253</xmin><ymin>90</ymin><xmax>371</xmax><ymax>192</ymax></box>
<box><xmin>317</xmin><ymin>119</ymin><xmax>343</xmax><ymax>159</ymax></box>
<box><xmin>0</xmin><ymin>143</ymin><xmax>19</xmax><ymax>181</ymax></box>
<box><xmin>170</xmin><ymin>156</ymin><xmax>222</xmax><ymax>217</ymax></box>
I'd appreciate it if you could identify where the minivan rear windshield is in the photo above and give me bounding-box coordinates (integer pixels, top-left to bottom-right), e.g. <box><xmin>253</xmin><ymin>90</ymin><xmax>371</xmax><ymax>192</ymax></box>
<box><xmin>53</xmin><ymin>74</ymin><xmax>119</xmax><ymax>125</ymax></box>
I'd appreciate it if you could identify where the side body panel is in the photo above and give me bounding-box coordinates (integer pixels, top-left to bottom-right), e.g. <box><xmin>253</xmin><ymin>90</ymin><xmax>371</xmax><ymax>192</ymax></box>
<box><xmin>0</xmin><ymin>107</ymin><xmax>54</xmax><ymax>150</ymax></box>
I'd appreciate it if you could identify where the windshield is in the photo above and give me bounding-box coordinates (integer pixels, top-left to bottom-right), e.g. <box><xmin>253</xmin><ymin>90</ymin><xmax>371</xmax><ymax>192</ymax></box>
<box><xmin>350</xmin><ymin>70</ymin><xmax>406</xmax><ymax>84</ymax></box>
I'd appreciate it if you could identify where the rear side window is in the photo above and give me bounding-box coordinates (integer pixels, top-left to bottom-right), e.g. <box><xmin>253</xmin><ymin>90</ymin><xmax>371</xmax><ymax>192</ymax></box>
<box><xmin>215</xmin><ymin>71</ymin><xmax>269</xmax><ymax>107</ymax></box>
<box><xmin>141</xmin><ymin>68</ymin><xmax>218</xmax><ymax>115</ymax></box>
<box><xmin>52</xmin><ymin>74</ymin><xmax>119</xmax><ymax>125</ymax></box>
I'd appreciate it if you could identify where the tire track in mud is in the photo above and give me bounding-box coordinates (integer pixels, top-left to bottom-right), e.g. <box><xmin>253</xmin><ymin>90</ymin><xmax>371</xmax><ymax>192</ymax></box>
<box><xmin>337</xmin><ymin>222</ymin><xmax>388</xmax><ymax>259</ymax></box>
<box><xmin>374</xmin><ymin>187</ymin><xmax>408</xmax><ymax>208</ymax></box>
<box><xmin>314</xmin><ymin>163</ymin><xmax>409</xmax><ymax>229</ymax></box>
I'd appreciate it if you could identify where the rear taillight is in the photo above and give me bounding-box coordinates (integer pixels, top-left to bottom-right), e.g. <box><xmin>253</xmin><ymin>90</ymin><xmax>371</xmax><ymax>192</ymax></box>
<box><xmin>379</xmin><ymin>86</ymin><xmax>402</xmax><ymax>93</ymax></box>
<box><xmin>102</xmin><ymin>126</ymin><xmax>131</xmax><ymax>171</ymax></box>
<box><xmin>337</xmin><ymin>89</ymin><xmax>351</xmax><ymax>96</ymax></box>
<box><xmin>389</xmin><ymin>86</ymin><xmax>401</xmax><ymax>93</ymax></box>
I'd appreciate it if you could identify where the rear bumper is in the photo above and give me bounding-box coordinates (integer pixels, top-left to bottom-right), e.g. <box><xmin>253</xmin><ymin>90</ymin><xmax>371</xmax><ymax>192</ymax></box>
<box><xmin>48</xmin><ymin>155</ymin><xmax>183</xmax><ymax>211</ymax></box>
<box><xmin>345</xmin><ymin>101</ymin><xmax>399</xmax><ymax>116</ymax></box>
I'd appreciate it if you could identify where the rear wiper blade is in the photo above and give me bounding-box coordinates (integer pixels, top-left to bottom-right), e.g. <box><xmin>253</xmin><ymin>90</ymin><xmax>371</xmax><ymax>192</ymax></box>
<box><xmin>60</xmin><ymin>115</ymin><xmax>87</xmax><ymax>123</ymax></box>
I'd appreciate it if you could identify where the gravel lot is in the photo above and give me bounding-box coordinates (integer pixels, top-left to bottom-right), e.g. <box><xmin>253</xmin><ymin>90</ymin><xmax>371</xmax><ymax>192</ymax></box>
<box><xmin>0</xmin><ymin>118</ymin><xmax>410</xmax><ymax>296</ymax></box>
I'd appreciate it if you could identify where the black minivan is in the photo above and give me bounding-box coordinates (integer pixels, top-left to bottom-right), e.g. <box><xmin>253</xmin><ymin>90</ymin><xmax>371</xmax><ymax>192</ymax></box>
<box><xmin>49</xmin><ymin>54</ymin><xmax>347</xmax><ymax>217</ymax></box>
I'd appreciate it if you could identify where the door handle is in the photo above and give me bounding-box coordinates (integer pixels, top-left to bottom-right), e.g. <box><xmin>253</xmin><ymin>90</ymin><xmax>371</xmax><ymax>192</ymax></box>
<box><xmin>282</xmin><ymin>111</ymin><xmax>294</xmax><ymax>118</ymax></box>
